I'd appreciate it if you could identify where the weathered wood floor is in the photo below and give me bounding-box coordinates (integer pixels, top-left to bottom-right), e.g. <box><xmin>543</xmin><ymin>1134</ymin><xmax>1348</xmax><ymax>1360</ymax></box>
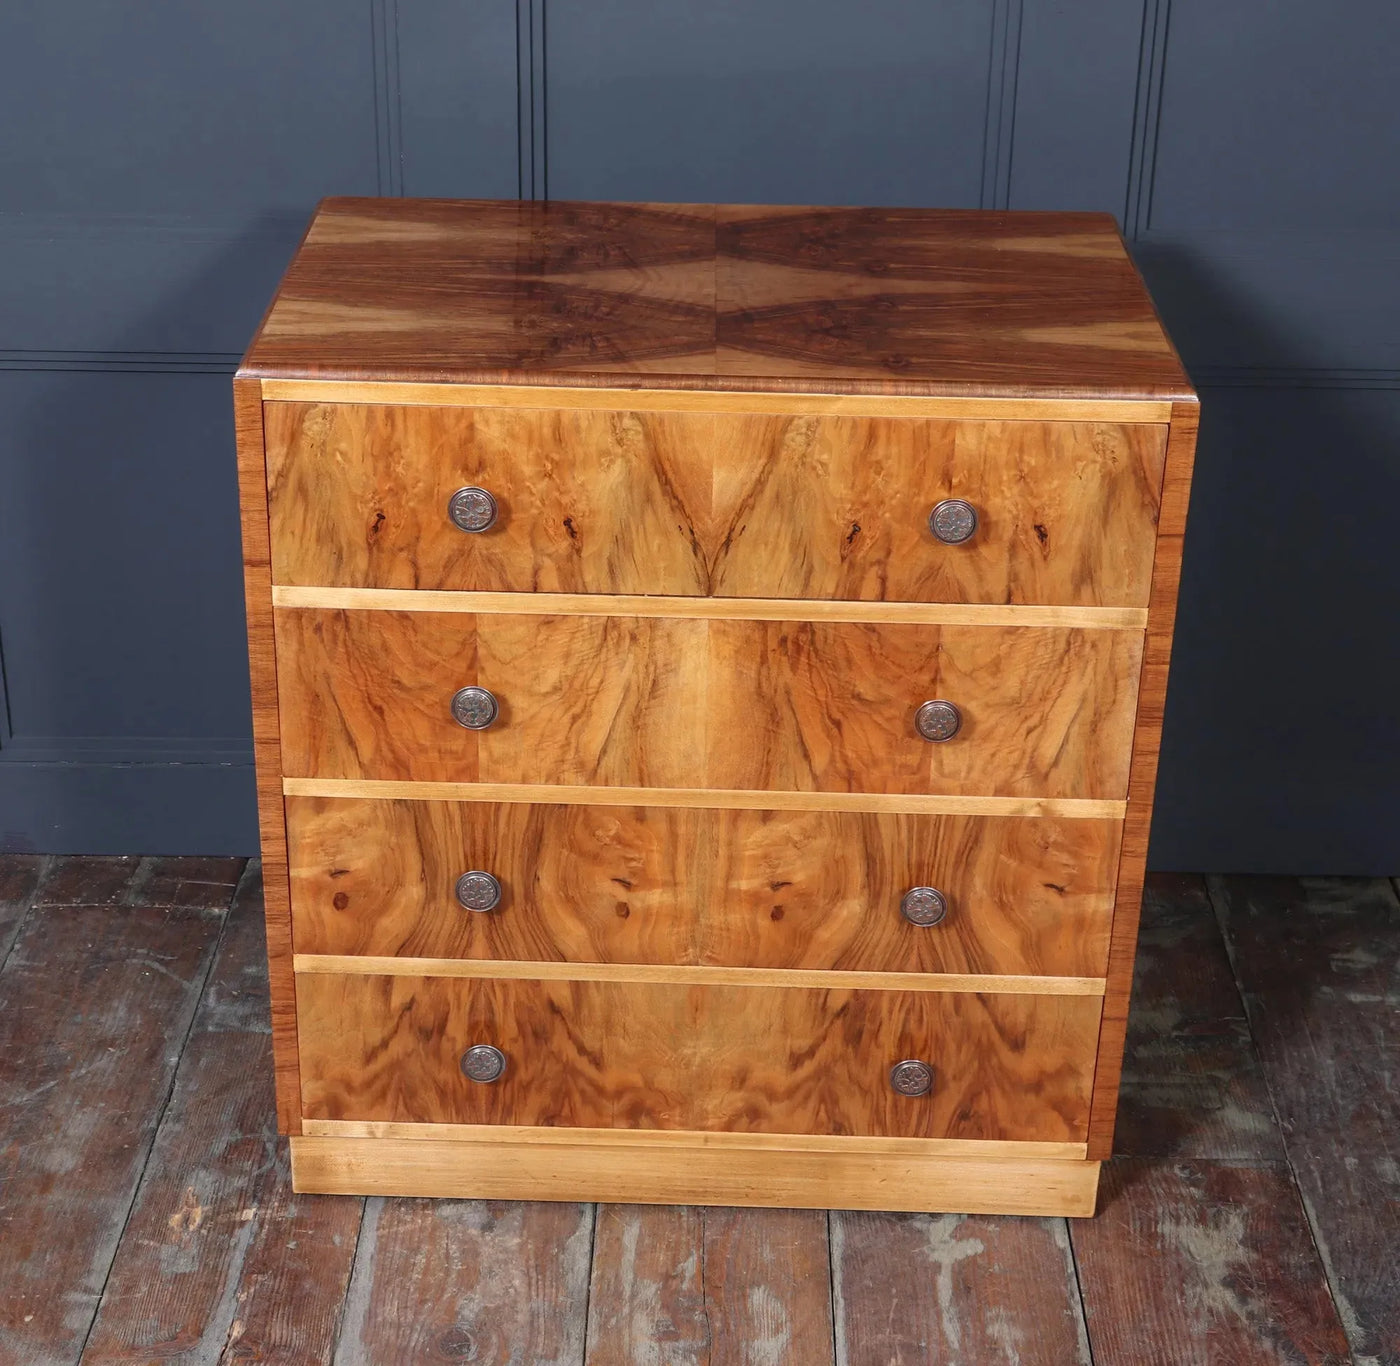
<box><xmin>0</xmin><ymin>857</ymin><xmax>1395</xmax><ymax>1365</ymax></box>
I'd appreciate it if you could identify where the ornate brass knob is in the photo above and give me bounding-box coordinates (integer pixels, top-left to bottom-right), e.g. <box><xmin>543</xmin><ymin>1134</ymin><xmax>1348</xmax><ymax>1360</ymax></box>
<box><xmin>455</xmin><ymin>871</ymin><xmax>502</xmax><ymax>912</ymax></box>
<box><xmin>451</xmin><ymin>685</ymin><xmax>499</xmax><ymax>730</ymax></box>
<box><xmin>448</xmin><ymin>486</ymin><xmax>498</xmax><ymax>533</ymax></box>
<box><xmin>915</xmin><ymin>699</ymin><xmax>961</xmax><ymax>742</ymax></box>
<box><xmin>460</xmin><ymin>1044</ymin><xmax>507</xmax><ymax>1083</ymax></box>
<box><xmin>900</xmin><ymin>887</ymin><xmax>948</xmax><ymax>927</ymax></box>
<box><xmin>929</xmin><ymin>498</ymin><xmax>978</xmax><ymax>545</ymax></box>
<box><xmin>889</xmin><ymin>1059</ymin><xmax>935</xmax><ymax>1097</ymax></box>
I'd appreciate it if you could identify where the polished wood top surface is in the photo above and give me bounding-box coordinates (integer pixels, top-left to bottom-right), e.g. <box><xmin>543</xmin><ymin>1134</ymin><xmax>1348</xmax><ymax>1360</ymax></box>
<box><xmin>241</xmin><ymin>199</ymin><xmax>1194</xmax><ymax>400</ymax></box>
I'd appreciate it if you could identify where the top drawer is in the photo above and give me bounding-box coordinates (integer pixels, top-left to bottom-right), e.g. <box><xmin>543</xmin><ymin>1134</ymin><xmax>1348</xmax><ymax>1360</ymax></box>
<box><xmin>264</xmin><ymin>402</ymin><xmax>1167</xmax><ymax>606</ymax></box>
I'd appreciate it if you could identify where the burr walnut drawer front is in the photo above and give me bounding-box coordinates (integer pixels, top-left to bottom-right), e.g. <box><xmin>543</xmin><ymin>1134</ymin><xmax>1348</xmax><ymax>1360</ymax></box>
<box><xmin>263</xmin><ymin>401</ymin><xmax>1167</xmax><ymax>607</ymax></box>
<box><xmin>295</xmin><ymin>972</ymin><xmax>1102</xmax><ymax>1141</ymax></box>
<box><xmin>274</xmin><ymin>609</ymin><xmax>1143</xmax><ymax>799</ymax></box>
<box><xmin>285</xmin><ymin>797</ymin><xmax>1122</xmax><ymax>979</ymax></box>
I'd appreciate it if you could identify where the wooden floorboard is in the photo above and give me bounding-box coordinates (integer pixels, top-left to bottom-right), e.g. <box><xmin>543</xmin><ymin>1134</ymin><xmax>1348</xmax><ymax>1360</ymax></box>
<box><xmin>831</xmin><ymin>1209</ymin><xmax>1090</xmax><ymax>1365</ymax></box>
<box><xmin>1212</xmin><ymin>874</ymin><xmax>1400</xmax><ymax>1366</ymax></box>
<box><xmin>126</xmin><ymin>856</ymin><xmax>250</xmax><ymax>913</ymax></box>
<box><xmin>1072</xmin><ymin>873</ymin><xmax>1357</xmax><ymax>1365</ymax></box>
<box><xmin>585</xmin><ymin>1205</ymin><xmax>835</xmax><ymax>1365</ymax></box>
<box><xmin>81</xmin><ymin>864</ymin><xmax>361</xmax><ymax>1365</ymax></box>
<box><xmin>0</xmin><ymin>854</ymin><xmax>47</xmax><ymax>968</ymax></box>
<box><xmin>5</xmin><ymin>862</ymin><xmax>1398</xmax><ymax>1362</ymax></box>
<box><xmin>334</xmin><ymin>1198</ymin><xmax>593</xmax><ymax>1364</ymax></box>
<box><xmin>1072</xmin><ymin>1159</ymin><xmax>1351</xmax><ymax>1366</ymax></box>
<box><xmin>0</xmin><ymin>857</ymin><xmax>231</xmax><ymax>1365</ymax></box>
<box><xmin>1115</xmin><ymin>873</ymin><xmax>1284</xmax><ymax>1160</ymax></box>
<box><xmin>31</xmin><ymin>854</ymin><xmax>143</xmax><ymax>909</ymax></box>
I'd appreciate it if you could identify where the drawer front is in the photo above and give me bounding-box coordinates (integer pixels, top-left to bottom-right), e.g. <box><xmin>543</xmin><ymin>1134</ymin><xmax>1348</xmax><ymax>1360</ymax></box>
<box><xmin>286</xmin><ymin>797</ymin><xmax>1121</xmax><ymax>977</ymax></box>
<box><xmin>296</xmin><ymin>973</ymin><xmax>1101</xmax><ymax>1141</ymax></box>
<box><xmin>264</xmin><ymin>402</ymin><xmax>1166</xmax><ymax>607</ymax></box>
<box><xmin>276</xmin><ymin>609</ymin><xmax>1142</xmax><ymax>799</ymax></box>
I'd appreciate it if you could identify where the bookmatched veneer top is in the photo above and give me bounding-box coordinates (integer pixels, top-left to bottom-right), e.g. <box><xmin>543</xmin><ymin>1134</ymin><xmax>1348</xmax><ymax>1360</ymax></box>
<box><xmin>241</xmin><ymin>198</ymin><xmax>1194</xmax><ymax>401</ymax></box>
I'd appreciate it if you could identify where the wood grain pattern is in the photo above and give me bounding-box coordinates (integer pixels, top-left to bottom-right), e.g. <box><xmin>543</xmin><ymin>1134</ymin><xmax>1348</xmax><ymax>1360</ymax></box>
<box><xmin>265</xmin><ymin>401</ymin><xmax>1167</xmax><ymax>607</ymax></box>
<box><xmin>239</xmin><ymin>200</ymin><xmax>1193</xmax><ymax>402</ymax></box>
<box><xmin>285</xmin><ymin>796</ymin><xmax>1121</xmax><ymax>978</ymax></box>
<box><xmin>1086</xmin><ymin>400</ymin><xmax>1199</xmax><ymax>1159</ymax></box>
<box><xmin>295</xmin><ymin>974</ymin><xmax>1101</xmax><ymax>1142</ymax></box>
<box><xmin>235</xmin><ymin>198</ymin><xmax>1201</xmax><ymax>1215</ymax></box>
<box><xmin>290</xmin><ymin>1136</ymin><xmax>1102</xmax><ymax>1216</ymax></box>
<box><xmin>271</xmin><ymin>585</ymin><xmax>1149</xmax><ymax>630</ymax></box>
<box><xmin>832</xmin><ymin>1210</ymin><xmax>1093</xmax><ymax>1364</ymax></box>
<box><xmin>1072</xmin><ymin>1160</ymin><xmax>1351</xmax><ymax>1366</ymax></box>
<box><xmin>274</xmin><ymin>609</ymin><xmax>1144</xmax><ymax>800</ymax></box>
<box><xmin>585</xmin><ymin>1205</ymin><xmax>835</xmax><ymax>1366</ymax></box>
<box><xmin>234</xmin><ymin>374</ymin><xmax>302</xmax><ymax>1135</ymax></box>
<box><xmin>261</xmin><ymin>377</ymin><xmax>1174</xmax><ymax>423</ymax></box>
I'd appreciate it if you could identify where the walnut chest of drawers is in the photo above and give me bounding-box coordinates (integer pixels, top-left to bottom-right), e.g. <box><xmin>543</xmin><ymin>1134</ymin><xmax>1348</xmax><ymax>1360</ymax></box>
<box><xmin>235</xmin><ymin>198</ymin><xmax>1197</xmax><ymax>1217</ymax></box>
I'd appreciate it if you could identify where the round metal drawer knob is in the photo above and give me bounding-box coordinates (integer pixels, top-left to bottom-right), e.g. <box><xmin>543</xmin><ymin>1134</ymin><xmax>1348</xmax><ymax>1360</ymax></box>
<box><xmin>929</xmin><ymin>498</ymin><xmax>978</xmax><ymax>545</ymax></box>
<box><xmin>460</xmin><ymin>1043</ymin><xmax>507</xmax><ymax>1084</ymax></box>
<box><xmin>890</xmin><ymin>1058</ymin><xmax>935</xmax><ymax>1097</ymax></box>
<box><xmin>900</xmin><ymin>886</ymin><xmax>949</xmax><ymax>927</ymax></box>
<box><xmin>451</xmin><ymin>685</ymin><xmax>499</xmax><ymax>730</ymax></box>
<box><xmin>915</xmin><ymin>699</ymin><xmax>962</xmax><ymax>742</ymax></box>
<box><xmin>448</xmin><ymin>486</ymin><xmax>499</xmax><ymax>534</ymax></box>
<box><xmin>455</xmin><ymin>870</ymin><xmax>502</xmax><ymax>912</ymax></box>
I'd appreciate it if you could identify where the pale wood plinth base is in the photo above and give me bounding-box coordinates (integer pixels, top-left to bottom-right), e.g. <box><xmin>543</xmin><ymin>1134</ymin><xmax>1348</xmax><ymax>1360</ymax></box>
<box><xmin>290</xmin><ymin>1134</ymin><xmax>1101</xmax><ymax>1217</ymax></box>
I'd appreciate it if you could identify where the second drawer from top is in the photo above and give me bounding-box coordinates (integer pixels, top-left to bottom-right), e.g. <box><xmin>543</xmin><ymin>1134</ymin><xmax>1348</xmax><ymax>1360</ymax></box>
<box><xmin>264</xmin><ymin>402</ymin><xmax>1168</xmax><ymax>606</ymax></box>
<box><xmin>275</xmin><ymin>608</ymin><xmax>1144</xmax><ymax>799</ymax></box>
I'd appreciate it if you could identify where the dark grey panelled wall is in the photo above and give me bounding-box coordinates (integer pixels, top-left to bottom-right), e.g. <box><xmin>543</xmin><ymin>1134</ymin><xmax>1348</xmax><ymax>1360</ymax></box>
<box><xmin>1</xmin><ymin>1</ymin><xmax>1397</xmax><ymax>869</ymax></box>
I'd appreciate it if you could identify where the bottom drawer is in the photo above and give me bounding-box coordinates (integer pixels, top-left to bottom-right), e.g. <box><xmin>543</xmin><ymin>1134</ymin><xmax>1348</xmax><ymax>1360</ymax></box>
<box><xmin>296</xmin><ymin>973</ymin><xmax>1101</xmax><ymax>1142</ymax></box>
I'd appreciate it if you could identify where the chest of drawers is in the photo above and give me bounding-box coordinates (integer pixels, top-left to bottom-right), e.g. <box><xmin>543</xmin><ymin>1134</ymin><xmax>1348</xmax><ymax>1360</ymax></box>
<box><xmin>235</xmin><ymin>199</ymin><xmax>1197</xmax><ymax>1217</ymax></box>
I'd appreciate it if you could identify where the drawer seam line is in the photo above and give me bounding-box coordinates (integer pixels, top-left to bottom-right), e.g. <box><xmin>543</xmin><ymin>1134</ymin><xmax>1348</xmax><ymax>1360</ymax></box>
<box><xmin>291</xmin><ymin>952</ymin><xmax>1108</xmax><ymax>996</ymax></box>
<box><xmin>271</xmin><ymin>585</ymin><xmax>1149</xmax><ymax>630</ymax></box>
<box><xmin>281</xmin><ymin>778</ymin><xmax>1128</xmax><ymax>820</ymax></box>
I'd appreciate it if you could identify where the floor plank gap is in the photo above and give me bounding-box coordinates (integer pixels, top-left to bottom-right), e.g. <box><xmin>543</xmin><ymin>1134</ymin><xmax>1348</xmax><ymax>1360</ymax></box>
<box><xmin>0</xmin><ymin>856</ymin><xmax>228</xmax><ymax>1361</ymax></box>
<box><xmin>76</xmin><ymin>892</ymin><xmax>233</xmax><ymax>1363</ymax></box>
<box><xmin>0</xmin><ymin>852</ymin><xmax>50</xmax><ymax>975</ymax></box>
<box><xmin>328</xmin><ymin>1195</ymin><xmax>375</xmax><ymax>1366</ymax></box>
<box><xmin>826</xmin><ymin>1208</ymin><xmax>842</xmax><ymax>1366</ymax></box>
<box><xmin>79</xmin><ymin>861</ymin><xmax>363</xmax><ymax>1364</ymax></box>
<box><xmin>1206</xmin><ymin>875</ymin><xmax>1400</xmax><ymax>1364</ymax></box>
<box><xmin>1063</xmin><ymin>1216</ymin><xmax>1098</xmax><ymax>1366</ymax></box>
